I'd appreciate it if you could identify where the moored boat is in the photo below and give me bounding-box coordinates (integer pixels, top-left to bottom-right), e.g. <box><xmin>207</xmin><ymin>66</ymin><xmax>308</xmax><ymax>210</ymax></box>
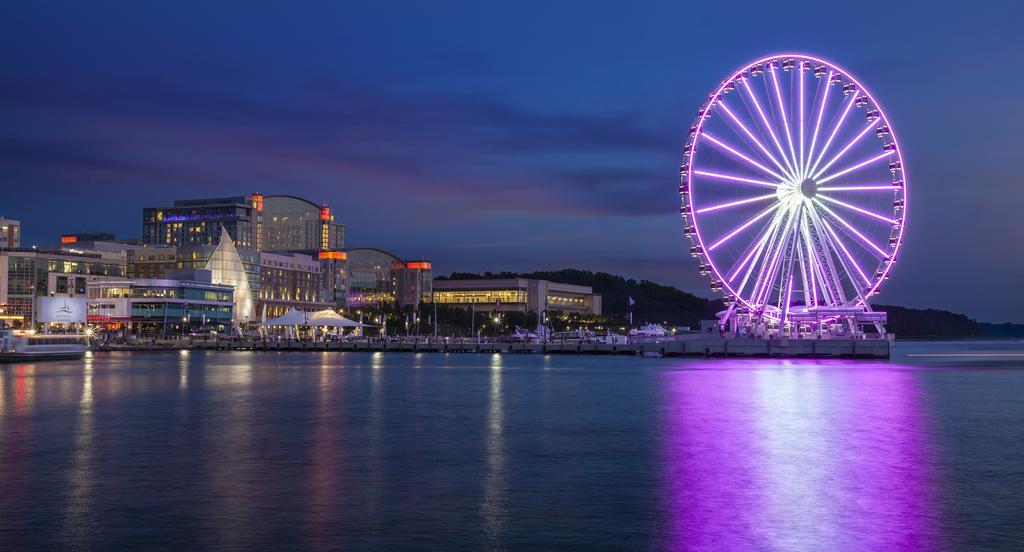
<box><xmin>0</xmin><ymin>329</ymin><xmax>88</xmax><ymax>362</ymax></box>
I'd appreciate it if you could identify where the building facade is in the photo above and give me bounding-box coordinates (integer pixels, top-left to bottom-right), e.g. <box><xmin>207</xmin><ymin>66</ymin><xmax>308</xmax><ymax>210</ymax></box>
<box><xmin>0</xmin><ymin>248</ymin><xmax>127</xmax><ymax>327</ymax></box>
<box><xmin>0</xmin><ymin>218</ymin><xmax>21</xmax><ymax>249</ymax></box>
<box><xmin>142</xmin><ymin>193</ymin><xmax>345</xmax><ymax>254</ymax></box>
<box><xmin>143</xmin><ymin>195</ymin><xmax>262</xmax><ymax>249</ymax></box>
<box><xmin>262</xmin><ymin>195</ymin><xmax>344</xmax><ymax>252</ymax></box>
<box><xmin>346</xmin><ymin>248</ymin><xmax>431</xmax><ymax>309</ymax></box>
<box><xmin>87</xmin><ymin>271</ymin><xmax>234</xmax><ymax>334</ymax></box>
<box><xmin>257</xmin><ymin>251</ymin><xmax>331</xmax><ymax>318</ymax></box>
<box><xmin>432</xmin><ymin>278</ymin><xmax>602</xmax><ymax>315</ymax></box>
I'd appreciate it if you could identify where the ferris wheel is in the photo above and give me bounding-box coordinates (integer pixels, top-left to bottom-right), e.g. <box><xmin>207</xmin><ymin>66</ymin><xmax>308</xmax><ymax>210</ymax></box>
<box><xmin>680</xmin><ymin>53</ymin><xmax>907</xmax><ymax>326</ymax></box>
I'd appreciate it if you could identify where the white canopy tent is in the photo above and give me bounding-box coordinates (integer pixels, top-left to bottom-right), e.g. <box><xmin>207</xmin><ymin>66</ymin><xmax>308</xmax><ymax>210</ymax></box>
<box><xmin>261</xmin><ymin>308</ymin><xmax>308</xmax><ymax>326</ymax></box>
<box><xmin>307</xmin><ymin>309</ymin><xmax>362</xmax><ymax>328</ymax></box>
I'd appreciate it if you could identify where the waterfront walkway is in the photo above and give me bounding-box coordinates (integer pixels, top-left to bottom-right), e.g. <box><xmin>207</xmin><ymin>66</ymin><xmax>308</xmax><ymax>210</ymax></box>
<box><xmin>100</xmin><ymin>334</ymin><xmax>891</xmax><ymax>358</ymax></box>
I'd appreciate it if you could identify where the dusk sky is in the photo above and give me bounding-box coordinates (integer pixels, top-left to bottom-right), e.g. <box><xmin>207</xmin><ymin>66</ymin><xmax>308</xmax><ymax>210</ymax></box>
<box><xmin>2</xmin><ymin>1</ymin><xmax>1022</xmax><ymax>322</ymax></box>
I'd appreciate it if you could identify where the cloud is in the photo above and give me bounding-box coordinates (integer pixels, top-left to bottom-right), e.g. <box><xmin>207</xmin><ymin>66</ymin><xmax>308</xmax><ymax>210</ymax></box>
<box><xmin>1</xmin><ymin>73</ymin><xmax>680</xmax><ymax>218</ymax></box>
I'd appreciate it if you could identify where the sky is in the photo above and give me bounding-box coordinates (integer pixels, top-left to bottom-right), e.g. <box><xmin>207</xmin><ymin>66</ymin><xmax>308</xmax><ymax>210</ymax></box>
<box><xmin>2</xmin><ymin>1</ymin><xmax>1023</xmax><ymax>323</ymax></box>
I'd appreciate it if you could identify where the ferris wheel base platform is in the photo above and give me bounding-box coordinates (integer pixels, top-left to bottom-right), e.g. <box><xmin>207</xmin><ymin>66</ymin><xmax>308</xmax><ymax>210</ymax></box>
<box><xmin>627</xmin><ymin>334</ymin><xmax>891</xmax><ymax>359</ymax></box>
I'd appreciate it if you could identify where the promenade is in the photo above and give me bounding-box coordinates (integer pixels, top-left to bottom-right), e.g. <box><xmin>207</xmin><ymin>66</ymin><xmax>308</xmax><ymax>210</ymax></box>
<box><xmin>99</xmin><ymin>334</ymin><xmax>892</xmax><ymax>358</ymax></box>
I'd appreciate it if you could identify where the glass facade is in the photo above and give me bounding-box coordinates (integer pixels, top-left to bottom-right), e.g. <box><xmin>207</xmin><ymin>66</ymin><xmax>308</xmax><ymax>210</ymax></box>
<box><xmin>346</xmin><ymin>249</ymin><xmax>398</xmax><ymax>307</ymax></box>
<box><xmin>432</xmin><ymin>278</ymin><xmax>602</xmax><ymax>315</ymax></box>
<box><xmin>262</xmin><ymin>196</ymin><xmax>344</xmax><ymax>252</ymax></box>
<box><xmin>433</xmin><ymin>289</ymin><xmax>527</xmax><ymax>305</ymax></box>
<box><xmin>127</xmin><ymin>243</ymin><xmax>261</xmax><ymax>323</ymax></box>
<box><xmin>204</xmin><ymin>228</ymin><xmax>254</xmax><ymax>323</ymax></box>
<box><xmin>346</xmin><ymin>249</ymin><xmax>432</xmax><ymax>308</ymax></box>
<box><xmin>87</xmin><ymin>278</ymin><xmax>234</xmax><ymax>334</ymax></box>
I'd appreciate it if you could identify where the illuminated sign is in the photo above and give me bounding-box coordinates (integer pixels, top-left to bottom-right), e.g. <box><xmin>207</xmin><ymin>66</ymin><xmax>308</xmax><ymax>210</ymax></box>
<box><xmin>60</xmin><ymin>235</ymin><xmax>78</xmax><ymax>244</ymax></box>
<box><xmin>37</xmin><ymin>297</ymin><xmax>87</xmax><ymax>323</ymax></box>
<box><xmin>406</xmin><ymin>262</ymin><xmax>432</xmax><ymax>270</ymax></box>
<box><xmin>318</xmin><ymin>251</ymin><xmax>347</xmax><ymax>260</ymax></box>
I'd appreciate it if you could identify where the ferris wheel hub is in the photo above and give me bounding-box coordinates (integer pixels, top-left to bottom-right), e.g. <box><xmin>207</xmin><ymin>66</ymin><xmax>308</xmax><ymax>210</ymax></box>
<box><xmin>799</xmin><ymin>177</ymin><xmax>818</xmax><ymax>198</ymax></box>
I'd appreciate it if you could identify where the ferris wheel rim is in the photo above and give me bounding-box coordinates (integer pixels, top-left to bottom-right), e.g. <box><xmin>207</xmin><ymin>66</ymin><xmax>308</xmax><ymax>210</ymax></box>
<box><xmin>682</xmin><ymin>52</ymin><xmax>908</xmax><ymax>315</ymax></box>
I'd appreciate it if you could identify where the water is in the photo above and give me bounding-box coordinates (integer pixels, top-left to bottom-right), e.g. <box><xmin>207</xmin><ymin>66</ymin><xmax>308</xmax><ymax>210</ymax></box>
<box><xmin>1</xmin><ymin>342</ymin><xmax>1023</xmax><ymax>551</ymax></box>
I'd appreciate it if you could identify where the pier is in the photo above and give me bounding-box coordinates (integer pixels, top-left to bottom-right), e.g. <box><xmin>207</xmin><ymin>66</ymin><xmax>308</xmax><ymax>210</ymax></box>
<box><xmin>107</xmin><ymin>334</ymin><xmax>892</xmax><ymax>358</ymax></box>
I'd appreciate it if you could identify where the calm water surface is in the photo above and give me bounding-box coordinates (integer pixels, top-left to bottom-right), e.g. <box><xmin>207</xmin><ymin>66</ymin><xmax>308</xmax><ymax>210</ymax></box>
<box><xmin>1</xmin><ymin>342</ymin><xmax>1023</xmax><ymax>551</ymax></box>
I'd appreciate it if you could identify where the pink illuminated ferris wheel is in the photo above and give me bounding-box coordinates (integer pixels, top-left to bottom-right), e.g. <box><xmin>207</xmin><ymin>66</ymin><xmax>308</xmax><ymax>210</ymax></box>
<box><xmin>680</xmin><ymin>54</ymin><xmax>907</xmax><ymax>325</ymax></box>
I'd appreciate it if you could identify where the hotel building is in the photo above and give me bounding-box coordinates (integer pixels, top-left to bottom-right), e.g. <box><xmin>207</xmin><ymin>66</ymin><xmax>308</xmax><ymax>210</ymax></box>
<box><xmin>258</xmin><ymin>251</ymin><xmax>332</xmax><ymax>318</ymax></box>
<box><xmin>142</xmin><ymin>193</ymin><xmax>345</xmax><ymax>253</ymax></box>
<box><xmin>346</xmin><ymin>248</ymin><xmax>432</xmax><ymax>309</ymax></box>
<box><xmin>262</xmin><ymin>195</ymin><xmax>344</xmax><ymax>252</ymax></box>
<box><xmin>143</xmin><ymin>195</ymin><xmax>262</xmax><ymax>249</ymax></box>
<box><xmin>432</xmin><ymin>278</ymin><xmax>602</xmax><ymax>315</ymax></box>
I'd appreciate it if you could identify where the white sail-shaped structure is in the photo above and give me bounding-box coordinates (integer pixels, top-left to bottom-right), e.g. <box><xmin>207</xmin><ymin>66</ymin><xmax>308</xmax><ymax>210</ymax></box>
<box><xmin>205</xmin><ymin>227</ymin><xmax>254</xmax><ymax>324</ymax></box>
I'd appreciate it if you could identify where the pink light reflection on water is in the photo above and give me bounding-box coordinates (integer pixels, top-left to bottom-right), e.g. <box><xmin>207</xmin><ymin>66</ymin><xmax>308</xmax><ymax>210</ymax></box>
<box><xmin>657</xmin><ymin>360</ymin><xmax>943</xmax><ymax>551</ymax></box>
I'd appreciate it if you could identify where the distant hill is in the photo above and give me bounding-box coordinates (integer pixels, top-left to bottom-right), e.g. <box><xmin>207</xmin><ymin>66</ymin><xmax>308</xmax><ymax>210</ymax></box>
<box><xmin>440</xmin><ymin>269</ymin><xmax>723</xmax><ymax>327</ymax></box>
<box><xmin>439</xmin><ymin>270</ymin><xmax>1023</xmax><ymax>337</ymax></box>
<box><xmin>871</xmin><ymin>304</ymin><xmax>981</xmax><ymax>338</ymax></box>
<box><xmin>978</xmin><ymin>322</ymin><xmax>1024</xmax><ymax>339</ymax></box>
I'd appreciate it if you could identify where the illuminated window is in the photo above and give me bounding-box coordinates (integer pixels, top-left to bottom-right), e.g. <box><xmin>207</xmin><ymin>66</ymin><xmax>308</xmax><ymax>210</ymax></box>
<box><xmin>432</xmin><ymin>290</ymin><xmax>526</xmax><ymax>304</ymax></box>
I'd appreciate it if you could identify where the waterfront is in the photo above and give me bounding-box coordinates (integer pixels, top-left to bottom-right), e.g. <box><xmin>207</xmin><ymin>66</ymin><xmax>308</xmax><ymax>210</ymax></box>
<box><xmin>1</xmin><ymin>342</ymin><xmax>1023</xmax><ymax>550</ymax></box>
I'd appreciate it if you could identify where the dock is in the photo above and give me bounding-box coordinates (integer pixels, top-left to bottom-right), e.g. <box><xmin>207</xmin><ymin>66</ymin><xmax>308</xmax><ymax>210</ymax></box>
<box><xmin>144</xmin><ymin>334</ymin><xmax>892</xmax><ymax>358</ymax></box>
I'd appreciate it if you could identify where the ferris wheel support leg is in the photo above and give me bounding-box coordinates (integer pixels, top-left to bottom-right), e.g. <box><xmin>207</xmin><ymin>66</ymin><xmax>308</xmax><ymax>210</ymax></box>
<box><xmin>717</xmin><ymin>302</ymin><xmax>736</xmax><ymax>330</ymax></box>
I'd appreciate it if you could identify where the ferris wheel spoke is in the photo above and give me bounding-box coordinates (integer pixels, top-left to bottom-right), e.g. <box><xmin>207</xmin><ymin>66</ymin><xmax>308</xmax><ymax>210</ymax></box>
<box><xmin>695</xmin><ymin>193</ymin><xmax>777</xmax><ymax>214</ymax></box>
<box><xmin>692</xmin><ymin>168</ymin><xmax>778</xmax><ymax>190</ymax></box>
<box><xmin>805</xmin><ymin>207</ymin><xmax>848</xmax><ymax>304</ymax></box>
<box><xmin>798</xmin><ymin>63</ymin><xmax>806</xmax><ymax>178</ymax></box>
<box><xmin>818</xmin><ymin>184</ymin><xmax>901</xmax><ymax>192</ymax></box>
<box><xmin>707</xmin><ymin>202</ymin><xmax>778</xmax><ymax>252</ymax></box>
<box><xmin>811</xmin><ymin>121</ymin><xmax>881</xmax><ymax>180</ymax></box>
<box><xmin>819</xmin><ymin>215</ymin><xmax>872</xmax><ymax>286</ymax></box>
<box><xmin>729</xmin><ymin>207</ymin><xmax>787</xmax><ymax>283</ymax></box>
<box><xmin>816</xmin><ymin>194</ymin><xmax>897</xmax><ymax>224</ymax></box>
<box><xmin>718</xmin><ymin>101</ymin><xmax>794</xmax><ymax>181</ymax></box>
<box><xmin>691</xmin><ymin>170</ymin><xmax>778</xmax><ymax>190</ymax></box>
<box><xmin>701</xmin><ymin>132</ymin><xmax>788</xmax><ymax>183</ymax></box>
<box><xmin>795</xmin><ymin>235</ymin><xmax>811</xmax><ymax>307</ymax></box>
<box><xmin>778</xmin><ymin>206</ymin><xmax>804</xmax><ymax>317</ymax></box>
<box><xmin>815</xmin><ymin>207</ymin><xmax>874</xmax><ymax>305</ymax></box>
<box><xmin>804</xmin><ymin>70</ymin><xmax>832</xmax><ymax>177</ymax></box>
<box><xmin>816</xmin><ymin>150</ymin><xmax>895</xmax><ymax>185</ymax></box>
<box><xmin>732</xmin><ymin>208</ymin><xmax>788</xmax><ymax>304</ymax></box>
<box><xmin>813</xmin><ymin>198</ymin><xmax>890</xmax><ymax>259</ymax></box>
<box><xmin>808</xmin><ymin>91</ymin><xmax>858</xmax><ymax>177</ymax></box>
<box><xmin>753</xmin><ymin>207</ymin><xmax>799</xmax><ymax>306</ymax></box>
<box><xmin>799</xmin><ymin>216</ymin><xmax>819</xmax><ymax>306</ymax></box>
<box><xmin>740</xmin><ymin>78</ymin><xmax>797</xmax><ymax>179</ymax></box>
<box><xmin>768</xmin><ymin>66</ymin><xmax>799</xmax><ymax>175</ymax></box>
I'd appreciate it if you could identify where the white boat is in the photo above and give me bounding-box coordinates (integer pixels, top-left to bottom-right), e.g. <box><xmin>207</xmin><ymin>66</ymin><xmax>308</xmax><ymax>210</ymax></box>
<box><xmin>598</xmin><ymin>332</ymin><xmax>629</xmax><ymax>345</ymax></box>
<box><xmin>628</xmin><ymin>324</ymin><xmax>669</xmax><ymax>338</ymax></box>
<box><xmin>0</xmin><ymin>329</ymin><xmax>88</xmax><ymax>362</ymax></box>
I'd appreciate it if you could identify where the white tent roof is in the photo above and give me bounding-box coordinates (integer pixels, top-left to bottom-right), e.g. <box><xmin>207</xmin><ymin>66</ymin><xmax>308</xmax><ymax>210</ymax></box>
<box><xmin>307</xmin><ymin>309</ymin><xmax>362</xmax><ymax>328</ymax></box>
<box><xmin>261</xmin><ymin>308</ymin><xmax>307</xmax><ymax>326</ymax></box>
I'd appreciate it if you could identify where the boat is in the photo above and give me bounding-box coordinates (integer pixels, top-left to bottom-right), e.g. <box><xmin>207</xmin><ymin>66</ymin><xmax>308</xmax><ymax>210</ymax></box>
<box><xmin>0</xmin><ymin>329</ymin><xmax>88</xmax><ymax>362</ymax></box>
<box><xmin>628</xmin><ymin>324</ymin><xmax>669</xmax><ymax>338</ymax></box>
